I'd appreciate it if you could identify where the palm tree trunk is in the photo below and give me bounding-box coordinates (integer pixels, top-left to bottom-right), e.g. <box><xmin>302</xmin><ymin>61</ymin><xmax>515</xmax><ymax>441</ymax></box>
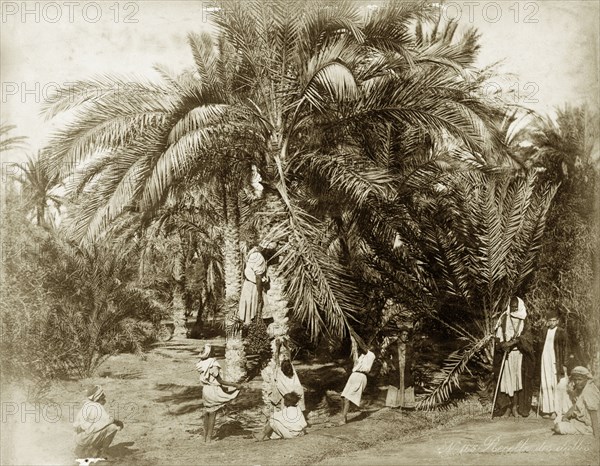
<box><xmin>259</xmin><ymin>193</ymin><xmax>291</xmax><ymax>410</ymax></box>
<box><xmin>172</xmin><ymin>240</ymin><xmax>188</xmax><ymax>339</ymax></box>
<box><xmin>222</xmin><ymin>186</ymin><xmax>246</xmax><ymax>381</ymax></box>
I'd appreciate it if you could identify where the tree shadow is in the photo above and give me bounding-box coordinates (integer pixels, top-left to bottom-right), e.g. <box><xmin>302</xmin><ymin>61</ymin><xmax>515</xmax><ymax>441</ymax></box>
<box><xmin>155</xmin><ymin>383</ymin><xmax>203</xmax><ymax>402</ymax></box>
<box><xmin>107</xmin><ymin>441</ymin><xmax>138</xmax><ymax>458</ymax></box>
<box><xmin>98</xmin><ymin>370</ymin><xmax>143</xmax><ymax>379</ymax></box>
<box><xmin>347</xmin><ymin>411</ymin><xmax>371</xmax><ymax>424</ymax></box>
<box><xmin>155</xmin><ymin>383</ymin><xmax>204</xmax><ymax>415</ymax></box>
<box><xmin>154</xmin><ymin>383</ymin><xmax>263</xmax><ymax>416</ymax></box>
<box><xmin>229</xmin><ymin>387</ymin><xmax>263</xmax><ymax>411</ymax></box>
<box><xmin>298</xmin><ymin>364</ymin><xmax>348</xmax><ymax>413</ymax></box>
<box><xmin>215</xmin><ymin>420</ymin><xmax>254</xmax><ymax>440</ymax></box>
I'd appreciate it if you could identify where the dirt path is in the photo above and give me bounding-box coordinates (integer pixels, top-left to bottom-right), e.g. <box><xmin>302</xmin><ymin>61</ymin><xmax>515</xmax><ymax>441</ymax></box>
<box><xmin>319</xmin><ymin>417</ymin><xmax>599</xmax><ymax>465</ymax></box>
<box><xmin>2</xmin><ymin>338</ymin><xmax>598</xmax><ymax>465</ymax></box>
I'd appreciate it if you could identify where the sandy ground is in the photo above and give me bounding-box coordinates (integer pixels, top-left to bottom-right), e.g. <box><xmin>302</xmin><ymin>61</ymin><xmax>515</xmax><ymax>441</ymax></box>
<box><xmin>1</xmin><ymin>338</ymin><xmax>598</xmax><ymax>465</ymax></box>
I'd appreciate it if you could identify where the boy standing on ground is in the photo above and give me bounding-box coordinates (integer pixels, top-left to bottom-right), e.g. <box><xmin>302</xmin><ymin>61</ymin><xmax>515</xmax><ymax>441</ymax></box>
<box><xmin>537</xmin><ymin>310</ymin><xmax>572</xmax><ymax>420</ymax></box>
<box><xmin>340</xmin><ymin>346</ymin><xmax>376</xmax><ymax>424</ymax></box>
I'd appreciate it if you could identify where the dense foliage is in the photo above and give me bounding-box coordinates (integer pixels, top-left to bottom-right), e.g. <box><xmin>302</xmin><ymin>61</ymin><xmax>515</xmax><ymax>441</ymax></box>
<box><xmin>1</xmin><ymin>2</ymin><xmax>597</xmax><ymax>408</ymax></box>
<box><xmin>525</xmin><ymin>107</ymin><xmax>599</xmax><ymax>372</ymax></box>
<box><xmin>0</xmin><ymin>180</ymin><xmax>169</xmax><ymax>396</ymax></box>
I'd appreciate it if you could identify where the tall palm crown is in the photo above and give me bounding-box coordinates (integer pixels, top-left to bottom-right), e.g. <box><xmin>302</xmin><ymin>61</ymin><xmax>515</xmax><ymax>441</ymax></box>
<box><xmin>44</xmin><ymin>0</ymin><xmax>502</xmax><ymax>341</ymax></box>
<box><xmin>17</xmin><ymin>154</ymin><xmax>62</xmax><ymax>228</ymax></box>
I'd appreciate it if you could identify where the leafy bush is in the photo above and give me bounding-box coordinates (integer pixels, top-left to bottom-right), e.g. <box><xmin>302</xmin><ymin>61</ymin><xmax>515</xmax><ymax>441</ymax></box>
<box><xmin>525</xmin><ymin>106</ymin><xmax>599</xmax><ymax>371</ymax></box>
<box><xmin>0</xmin><ymin>276</ymin><xmax>65</xmax><ymax>399</ymax></box>
<box><xmin>1</xmin><ymin>184</ymin><xmax>169</xmax><ymax>390</ymax></box>
<box><xmin>37</xmin><ymin>237</ymin><xmax>168</xmax><ymax>377</ymax></box>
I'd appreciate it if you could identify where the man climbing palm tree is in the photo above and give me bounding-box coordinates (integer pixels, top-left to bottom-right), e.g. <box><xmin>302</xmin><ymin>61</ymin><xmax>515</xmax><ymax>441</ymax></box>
<box><xmin>238</xmin><ymin>240</ymin><xmax>274</xmax><ymax>324</ymax></box>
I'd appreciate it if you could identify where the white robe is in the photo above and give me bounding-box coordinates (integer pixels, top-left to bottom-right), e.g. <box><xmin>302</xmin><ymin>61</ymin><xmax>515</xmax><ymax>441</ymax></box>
<box><xmin>196</xmin><ymin>358</ymin><xmax>239</xmax><ymax>413</ymax></box>
<box><xmin>496</xmin><ymin>316</ymin><xmax>524</xmax><ymax>396</ymax></box>
<box><xmin>540</xmin><ymin>328</ymin><xmax>572</xmax><ymax>417</ymax></box>
<box><xmin>269</xmin><ymin>406</ymin><xmax>307</xmax><ymax>439</ymax></box>
<box><xmin>341</xmin><ymin>351</ymin><xmax>375</xmax><ymax>406</ymax></box>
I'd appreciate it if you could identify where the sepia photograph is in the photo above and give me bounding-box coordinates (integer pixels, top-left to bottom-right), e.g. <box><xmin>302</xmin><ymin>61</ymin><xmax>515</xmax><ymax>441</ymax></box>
<box><xmin>1</xmin><ymin>1</ymin><xmax>598</xmax><ymax>464</ymax></box>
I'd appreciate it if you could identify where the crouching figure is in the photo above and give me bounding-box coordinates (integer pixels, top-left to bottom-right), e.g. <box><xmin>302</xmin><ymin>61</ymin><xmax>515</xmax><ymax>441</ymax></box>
<box><xmin>553</xmin><ymin>366</ymin><xmax>599</xmax><ymax>437</ymax></box>
<box><xmin>74</xmin><ymin>385</ymin><xmax>123</xmax><ymax>459</ymax></box>
<box><xmin>255</xmin><ymin>392</ymin><xmax>307</xmax><ymax>441</ymax></box>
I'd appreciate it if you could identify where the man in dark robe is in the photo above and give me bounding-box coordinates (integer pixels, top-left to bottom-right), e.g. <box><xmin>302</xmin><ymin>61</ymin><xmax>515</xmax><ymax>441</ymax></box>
<box><xmin>493</xmin><ymin>297</ymin><xmax>536</xmax><ymax>418</ymax></box>
<box><xmin>385</xmin><ymin>327</ymin><xmax>415</xmax><ymax>408</ymax></box>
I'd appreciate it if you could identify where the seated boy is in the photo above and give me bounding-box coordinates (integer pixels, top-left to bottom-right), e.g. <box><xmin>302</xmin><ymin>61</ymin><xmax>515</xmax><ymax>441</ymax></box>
<box><xmin>255</xmin><ymin>392</ymin><xmax>307</xmax><ymax>440</ymax></box>
<box><xmin>553</xmin><ymin>367</ymin><xmax>599</xmax><ymax>437</ymax></box>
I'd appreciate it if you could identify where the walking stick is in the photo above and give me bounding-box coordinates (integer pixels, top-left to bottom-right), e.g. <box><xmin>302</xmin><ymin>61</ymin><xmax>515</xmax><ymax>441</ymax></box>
<box><xmin>491</xmin><ymin>349</ymin><xmax>508</xmax><ymax>419</ymax></box>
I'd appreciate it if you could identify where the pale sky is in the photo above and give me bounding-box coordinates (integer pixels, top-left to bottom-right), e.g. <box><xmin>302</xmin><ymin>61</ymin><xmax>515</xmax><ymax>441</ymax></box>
<box><xmin>1</xmin><ymin>0</ymin><xmax>599</xmax><ymax>164</ymax></box>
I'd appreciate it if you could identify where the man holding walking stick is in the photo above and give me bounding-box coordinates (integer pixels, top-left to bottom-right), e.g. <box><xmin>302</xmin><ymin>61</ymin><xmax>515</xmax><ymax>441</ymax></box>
<box><xmin>492</xmin><ymin>297</ymin><xmax>536</xmax><ymax>418</ymax></box>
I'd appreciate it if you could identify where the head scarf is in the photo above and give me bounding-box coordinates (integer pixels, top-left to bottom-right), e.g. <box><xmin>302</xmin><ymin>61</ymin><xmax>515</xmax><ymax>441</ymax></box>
<box><xmin>495</xmin><ymin>297</ymin><xmax>527</xmax><ymax>341</ymax></box>
<box><xmin>259</xmin><ymin>239</ymin><xmax>276</xmax><ymax>250</ymax></box>
<box><xmin>508</xmin><ymin>297</ymin><xmax>527</xmax><ymax>320</ymax></box>
<box><xmin>570</xmin><ymin>366</ymin><xmax>593</xmax><ymax>379</ymax></box>
<box><xmin>198</xmin><ymin>344</ymin><xmax>212</xmax><ymax>360</ymax></box>
<box><xmin>87</xmin><ymin>385</ymin><xmax>104</xmax><ymax>402</ymax></box>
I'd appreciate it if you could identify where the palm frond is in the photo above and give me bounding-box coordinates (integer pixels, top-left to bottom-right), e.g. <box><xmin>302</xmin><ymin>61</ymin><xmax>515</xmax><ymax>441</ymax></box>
<box><xmin>0</xmin><ymin>123</ymin><xmax>27</xmax><ymax>152</ymax></box>
<box><xmin>417</xmin><ymin>332</ymin><xmax>494</xmax><ymax>410</ymax></box>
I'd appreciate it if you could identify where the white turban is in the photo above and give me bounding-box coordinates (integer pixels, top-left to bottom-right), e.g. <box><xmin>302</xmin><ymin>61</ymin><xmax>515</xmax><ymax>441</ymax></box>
<box><xmin>508</xmin><ymin>297</ymin><xmax>527</xmax><ymax>320</ymax></box>
<box><xmin>198</xmin><ymin>344</ymin><xmax>212</xmax><ymax>360</ymax></box>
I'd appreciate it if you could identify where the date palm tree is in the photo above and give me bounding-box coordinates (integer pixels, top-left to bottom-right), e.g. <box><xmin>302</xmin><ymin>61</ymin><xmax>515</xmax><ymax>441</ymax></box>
<box><xmin>410</xmin><ymin>170</ymin><xmax>557</xmax><ymax>408</ymax></box>
<box><xmin>42</xmin><ymin>1</ymin><xmax>504</xmax><ymax>380</ymax></box>
<box><xmin>17</xmin><ymin>153</ymin><xmax>62</xmax><ymax>228</ymax></box>
<box><xmin>526</xmin><ymin>106</ymin><xmax>600</xmax><ymax>373</ymax></box>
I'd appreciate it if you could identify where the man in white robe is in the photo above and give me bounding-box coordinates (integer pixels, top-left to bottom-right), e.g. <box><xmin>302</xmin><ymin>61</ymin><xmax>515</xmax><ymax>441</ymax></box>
<box><xmin>553</xmin><ymin>366</ymin><xmax>599</xmax><ymax>436</ymax></box>
<box><xmin>538</xmin><ymin>310</ymin><xmax>571</xmax><ymax>420</ymax></box>
<box><xmin>340</xmin><ymin>347</ymin><xmax>376</xmax><ymax>424</ymax></box>
<box><xmin>238</xmin><ymin>241</ymin><xmax>274</xmax><ymax>323</ymax></box>
<box><xmin>255</xmin><ymin>392</ymin><xmax>307</xmax><ymax>441</ymax></box>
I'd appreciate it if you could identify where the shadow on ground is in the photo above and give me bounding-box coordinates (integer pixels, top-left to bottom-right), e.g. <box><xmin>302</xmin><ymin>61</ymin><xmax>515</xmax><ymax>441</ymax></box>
<box><xmin>107</xmin><ymin>441</ymin><xmax>138</xmax><ymax>459</ymax></box>
<box><xmin>155</xmin><ymin>383</ymin><xmax>204</xmax><ymax>414</ymax></box>
<box><xmin>154</xmin><ymin>382</ymin><xmax>264</xmax><ymax>416</ymax></box>
<box><xmin>216</xmin><ymin>420</ymin><xmax>255</xmax><ymax>440</ymax></box>
<box><xmin>98</xmin><ymin>370</ymin><xmax>144</xmax><ymax>379</ymax></box>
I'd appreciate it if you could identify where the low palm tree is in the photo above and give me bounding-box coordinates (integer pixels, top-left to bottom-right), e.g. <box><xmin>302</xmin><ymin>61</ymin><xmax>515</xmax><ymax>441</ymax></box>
<box><xmin>409</xmin><ymin>170</ymin><xmax>557</xmax><ymax>408</ymax></box>
<box><xmin>41</xmin><ymin>235</ymin><xmax>167</xmax><ymax>377</ymax></box>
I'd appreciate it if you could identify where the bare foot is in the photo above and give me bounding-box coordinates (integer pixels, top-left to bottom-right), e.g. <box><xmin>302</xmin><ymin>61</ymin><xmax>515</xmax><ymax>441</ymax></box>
<box><xmin>253</xmin><ymin>433</ymin><xmax>267</xmax><ymax>442</ymax></box>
